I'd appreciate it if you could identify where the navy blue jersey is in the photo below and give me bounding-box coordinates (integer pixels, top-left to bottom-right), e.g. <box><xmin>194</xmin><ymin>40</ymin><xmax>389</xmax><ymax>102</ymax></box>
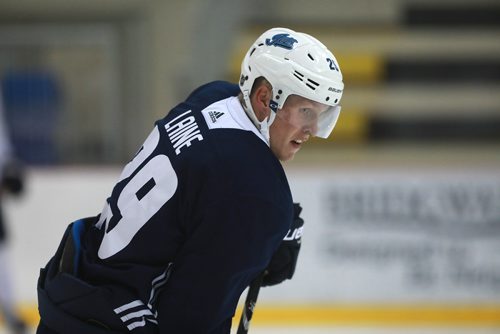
<box><xmin>52</xmin><ymin>81</ymin><xmax>293</xmax><ymax>333</ymax></box>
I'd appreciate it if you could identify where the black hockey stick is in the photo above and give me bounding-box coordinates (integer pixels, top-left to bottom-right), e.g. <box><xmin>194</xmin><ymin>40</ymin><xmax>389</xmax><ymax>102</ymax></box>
<box><xmin>237</xmin><ymin>272</ymin><xmax>265</xmax><ymax>334</ymax></box>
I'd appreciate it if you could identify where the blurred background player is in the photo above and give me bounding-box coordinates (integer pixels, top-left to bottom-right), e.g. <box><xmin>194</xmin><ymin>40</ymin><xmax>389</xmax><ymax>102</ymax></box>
<box><xmin>0</xmin><ymin>86</ymin><xmax>27</xmax><ymax>334</ymax></box>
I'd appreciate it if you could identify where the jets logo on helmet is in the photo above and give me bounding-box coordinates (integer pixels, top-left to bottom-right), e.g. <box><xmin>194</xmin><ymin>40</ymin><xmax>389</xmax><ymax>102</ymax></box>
<box><xmin>265</xmin><ymin>33</ymin><xmax>298</xmax><ymax>50</ymax></box>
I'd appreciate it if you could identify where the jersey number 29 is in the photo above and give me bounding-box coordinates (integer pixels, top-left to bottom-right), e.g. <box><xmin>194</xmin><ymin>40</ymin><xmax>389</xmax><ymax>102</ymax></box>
<box><xmin>96</xmin><ymin>127</ymin><xmax>178</xmax><ymax>259</ymax></box>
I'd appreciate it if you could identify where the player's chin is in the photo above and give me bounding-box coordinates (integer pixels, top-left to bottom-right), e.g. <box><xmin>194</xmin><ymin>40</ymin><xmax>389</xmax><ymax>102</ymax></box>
<box><xmin>279</xmin><ymin>145</ymin><xmax>300</xmax><ymax>161</ymax></box>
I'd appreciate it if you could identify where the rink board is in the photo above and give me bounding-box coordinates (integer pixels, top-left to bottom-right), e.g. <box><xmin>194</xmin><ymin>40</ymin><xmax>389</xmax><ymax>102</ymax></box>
<box><xmin>4</xmin><ymin>166</ymin><xmax>500</xmax><ymax>327</ymax></box>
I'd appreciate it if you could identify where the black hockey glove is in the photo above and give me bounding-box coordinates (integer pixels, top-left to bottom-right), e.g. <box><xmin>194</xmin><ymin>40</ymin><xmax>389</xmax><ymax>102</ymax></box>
<box><xmin>2</xmin><ymin>160</ymin><xmax>24</xmax><ymax>196</ymax></box>
<box><xmin>262</xmin><ymin>203</ymin><xmax>304</xmax><ymax>287</ymax></box>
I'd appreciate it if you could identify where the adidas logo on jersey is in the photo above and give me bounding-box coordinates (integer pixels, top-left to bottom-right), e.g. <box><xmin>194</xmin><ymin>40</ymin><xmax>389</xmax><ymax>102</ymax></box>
<box><xmin>208</xmin><ymin>111</ymin><xmax>224</xmax><ymax>123</ymax></box>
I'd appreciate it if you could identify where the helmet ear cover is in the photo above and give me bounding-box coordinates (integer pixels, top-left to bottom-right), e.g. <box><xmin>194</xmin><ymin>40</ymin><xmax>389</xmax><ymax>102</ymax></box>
<box><xmin>239</xmin><ymin>27</ymin><xmax>344</xmax><ymax>139</ymax></box>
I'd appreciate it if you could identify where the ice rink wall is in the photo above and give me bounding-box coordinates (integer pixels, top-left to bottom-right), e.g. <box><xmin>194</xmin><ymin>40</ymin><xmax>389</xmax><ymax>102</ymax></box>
<box><xmin>5</xmin><ymin>162</ymin><xmax>500</xmax><ymax>330</ymax></box>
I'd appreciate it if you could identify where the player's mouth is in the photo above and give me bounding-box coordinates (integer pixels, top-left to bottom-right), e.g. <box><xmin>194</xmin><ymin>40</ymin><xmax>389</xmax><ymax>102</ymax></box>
<box><xmin>291</xmin><ymin>138</ymin><xmax>306</xmax><ymax>150</ymax></box>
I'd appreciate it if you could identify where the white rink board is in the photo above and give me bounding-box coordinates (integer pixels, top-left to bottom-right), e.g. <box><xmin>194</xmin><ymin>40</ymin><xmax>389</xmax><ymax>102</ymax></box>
<box><xmin>4</xmin><ymin>167</ymin><xmax>120</xmax><ymax>302</ymax></box>
<box><xmin>4</xmin><ymin>166</ymin><xmax>500</xmax><ymax>306</ymax></box>
<box><xmin>263</xmin><ymin>167</ymin><xmax>500</xmax><ymax>304</ymax></box>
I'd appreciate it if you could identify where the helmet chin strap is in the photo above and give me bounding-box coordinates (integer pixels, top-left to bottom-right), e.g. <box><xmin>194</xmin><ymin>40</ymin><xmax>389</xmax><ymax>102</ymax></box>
<box><xmin>241</xmin><ymin>90</ymin><xmax>277</xmax><ymax>145</ymax></box>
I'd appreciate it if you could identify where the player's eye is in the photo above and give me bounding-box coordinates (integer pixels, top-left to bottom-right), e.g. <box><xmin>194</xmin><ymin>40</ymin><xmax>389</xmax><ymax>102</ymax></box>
<box><xmin>299</xmin><ymin>108</ymin><xmax>317</xmax><ymax>120</ymax></box>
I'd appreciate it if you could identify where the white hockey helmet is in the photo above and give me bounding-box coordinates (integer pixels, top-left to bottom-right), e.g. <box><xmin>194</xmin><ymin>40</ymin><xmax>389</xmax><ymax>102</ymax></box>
<box><xmin>239</xmin><ymin>27</ymin><xmax>344</xmax><ymax>139</ymax></box>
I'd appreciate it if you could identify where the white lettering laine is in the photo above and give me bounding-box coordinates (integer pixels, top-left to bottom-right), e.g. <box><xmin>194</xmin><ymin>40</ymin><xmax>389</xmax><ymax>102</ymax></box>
<box><xmin>165</xmin><ymin>110</ymin><xmax>204</xmax><ymax>155</ymax></box>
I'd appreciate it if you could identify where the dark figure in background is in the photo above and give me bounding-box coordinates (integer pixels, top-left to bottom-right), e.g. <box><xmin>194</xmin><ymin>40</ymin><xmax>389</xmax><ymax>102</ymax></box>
<box><xmin>0</xmin><ymin>87</ymin><xmax>27</xmax><ymax>334</ymax></box>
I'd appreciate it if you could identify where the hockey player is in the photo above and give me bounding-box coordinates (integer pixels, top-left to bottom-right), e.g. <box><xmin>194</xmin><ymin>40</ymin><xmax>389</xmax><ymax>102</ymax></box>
<box><xmin>36</xmin><ymin>27</ymin><xmax>344</xmax><ymax>333</ymax></box>
<box><xmin>0</xmin><ymin>86</ymin><xmax>27</xmax><ymax>334</ymax></box>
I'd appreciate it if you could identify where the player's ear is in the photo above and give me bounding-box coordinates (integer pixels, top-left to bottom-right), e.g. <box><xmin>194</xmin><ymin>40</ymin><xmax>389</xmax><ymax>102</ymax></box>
<box><xmin>251</xmin><ymin>83</ymin><xmax>272</xmax><ymax>121</ymax></box>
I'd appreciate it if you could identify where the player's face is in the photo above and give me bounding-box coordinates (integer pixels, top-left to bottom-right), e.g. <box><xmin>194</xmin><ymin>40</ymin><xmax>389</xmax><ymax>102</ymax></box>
<box><xmin>269</xmin><ymin>95</ymin><xmax>328</xmax><ymax>161</ymax></box>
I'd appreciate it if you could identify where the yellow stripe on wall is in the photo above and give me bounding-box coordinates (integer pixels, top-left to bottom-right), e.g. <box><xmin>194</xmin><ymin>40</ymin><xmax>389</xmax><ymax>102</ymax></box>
<box><xmin>19</xmin><ymin>304</ymin><xmax>41</xmax><ymax>326</ymax></box>
<box><xmin>328</xmin><ymin>108</ymin><xmax>369</xmax><ymax>143</ymax></box>
<box><xmin>335</xmin><ymin>53</ymin><xmax>385</xmax><ymax>85</ymax></box>
<box><xmin>19</xmin><ymin>303</ymin><xmax>500</xmax><ymax>327</ymax></box>
<box><xmin>234</xmin><ymin>304</ymin><xmax>500</xmax><ymax>327</ymax></box>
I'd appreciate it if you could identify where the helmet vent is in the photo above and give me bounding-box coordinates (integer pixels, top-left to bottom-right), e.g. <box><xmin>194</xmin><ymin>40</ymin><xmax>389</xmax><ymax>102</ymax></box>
<box><xmin>306</xmin><ymin>83</ymin><xmax>316</xmax><ymax>90</ymax></box>
<box><xmin>293</xmin><ymin>70</ymin><xmax>304</xmax><ymax>82</ymax></box>
<box><xmin>308</xmin><ymin>78</ymin><xmax>319</xmax><ymax>86</ymax></box>
<box><xmin>294</xmin><ymin>71</ymin><xmax>320</xmax><ymax>91</ymax></box>
<box><xmin>250</xmin><ymin>48</ymin><xmax>257</xmax><ymax>57</ymax></box>
<box><xmin>306</xmin><ymin>78</ymin><xmax>319</xmax><ymax>91</ymax></box>
<box><xmin>308</xmin><ymin>53</ymin><xmax>315</xmax><ymax>61</ymax></box>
